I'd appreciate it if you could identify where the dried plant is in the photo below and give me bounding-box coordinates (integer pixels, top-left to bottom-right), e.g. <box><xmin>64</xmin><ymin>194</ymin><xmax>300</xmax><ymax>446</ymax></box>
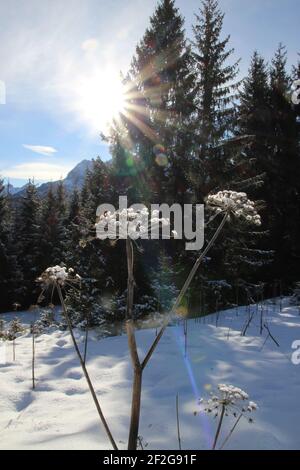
<box><xmin>36</xmin><ymin>265</ymin><xmax>117</xmax><ymax>450</ymax></box>
<box><xmin>98</xmin><ymin>192</ymin><xmax>261</xmax><ymax>450</ymax></box>
<box><xmin>7</xmin><ymin>318</ymin><xmax>24</xmax><ymax>361</ymax></box>
<box><xmin>195</xmin><ymin>384</ymin><xmax>258</xmax><ymax>449</ymax></box>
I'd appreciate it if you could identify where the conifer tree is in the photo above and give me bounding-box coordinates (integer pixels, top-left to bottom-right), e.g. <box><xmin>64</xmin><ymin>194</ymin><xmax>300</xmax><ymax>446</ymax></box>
<box><xmin>266</xmin><ymin>44</ymin><xmax>300</xmax><ymax>284</ymax></box>
<box><xmin>64</xmin><ymin>189</ymin><xmax>83</xmax><ymax>269</ymax></box>
<box><xmin>226</xmin><ymin>51</ymin><xmax>274</xmax><ymax>291</ymax></box>
<box><xmin>137</xmin><ymin>0</ymin><xmax>196</xmax><ymax>203</ymax></box>
<box><xmin>0</xmin><ymin>179</ymin><xmax>23</xmax><ymax>311</ymax></box>
<box><xmin>39</xmin><ymin>185</ymin><xmax>66</xmax><ymax>269</ymax></box>
<box><xmin>110</xmin><ymin>0</ymin><xmax>196</xmax><ymax>204</ymax></box>
<box><xmin>67</xmin><ymin>189</ymin><xmax>81</xmax><ymax>233</ymax></box>
<box><xmin>66</xmin><ymin>159</ymin><xmax>121</xmax><ymax>324</ymax></box>
<box><xmin>56</xmin><ymin>180</ymin><xmax>67</xmax><ymax>221</ymax></box>
<box><xmin>191</xmin><ymin>0</ymin><xmax>241</xmax><ymax>201</ymax></box>
<box><xmin>239</xmin><ymin>52</ymin><xmax>271</xmax><ymax>144</ymax></box>
<box><xmin>189</xmin><ymin>2</ymin><xmax>270</xmax><ymax>303</ymax></box>
<box><xmin>17</xmin><ymin>180</ymin><xmax>42</xmax><ymax>305</ymax></box>
<box><xmin>236</xmin><ymin>50</ymin><xmax>271</xmax><ymax>221</ymax></box>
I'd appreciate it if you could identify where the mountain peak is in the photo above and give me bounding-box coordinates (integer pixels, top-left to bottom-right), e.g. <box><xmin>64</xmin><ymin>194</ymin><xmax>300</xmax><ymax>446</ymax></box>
<box><xmin>63</xmin><ymin>159</ymin><xmax>93</xmax><ymax>190</ymax></box>
<box><xmin>12</xmin><ymin>159</ymin><xmax>93</xmax><ymax>198</ymax></box>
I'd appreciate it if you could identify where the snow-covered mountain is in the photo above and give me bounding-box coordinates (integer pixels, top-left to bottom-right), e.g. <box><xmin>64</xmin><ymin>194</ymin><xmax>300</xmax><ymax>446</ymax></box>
<box><xmin>11</xmin><ymin>159</ymin><xmax>93</xmax><ymax>198</ymax></box>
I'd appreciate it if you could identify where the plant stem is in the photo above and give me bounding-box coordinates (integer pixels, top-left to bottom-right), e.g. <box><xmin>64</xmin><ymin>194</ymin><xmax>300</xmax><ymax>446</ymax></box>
<box><xmin>126</xmin><ymin>238</ymin><xmax>134</xmax><ymax>321</ymax></box>
<box><xmin>57</xmin><ymin>284</ymin><xmax>118</xmax><ymax>450</ymax></box>
<box><xmin>84</xmin><ymin>307</ymin><xmax>92</xmax><ymax>365</ymax></box>
<box><xmin>127</xmin><ymin>344</ymin><xmax>142</xmax><ymax>450</ymax></box>
<box><xmin>212</xmin><ymin>404</ymin><xmax>225</xmax><ymax>450</ymax></box>
<box><xmin>219</xmin><ymin>413</ymin><xmax>242</xmax><ymax>450</ymax></box>
<box><xmin>126</xmin><ymin>213</ymin><xmax>229</xmax><ymax>449</ymax></box>
<box><xmin>176</xmin><ymin>393</ymin><xmax>182</xmax><ymax>450</ymax></box>
<box><xmin>260</xmin><ymin>287</ymin><xmax>264</xmax><ymax>335</ymax></box>
<box><xmin>241</xmin><ymin>311</ymin><xmax>254</xmax><ymax>336</ymax></box>
<box><xmin>142</xmin><ymin>212</ymin><xmax>229</xmax><ymax>370</ymax></box>
<box><xmin>126</xmin><ymin>239</ymin><xmax>143</xmax><ymax>451</ymax></box>
<box><xmin>32</xmin><ymin>324</ymin><xmax>35</xmax><ymax>390</ymax></box>
<box><xmin>83</xmin><ymin>326</ymin><xmax>89</xmax><ymax>365</ymax></box>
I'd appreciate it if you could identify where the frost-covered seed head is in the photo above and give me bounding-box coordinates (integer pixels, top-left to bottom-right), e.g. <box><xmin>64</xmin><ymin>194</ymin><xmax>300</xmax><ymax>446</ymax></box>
<box><xmin>95</xmin><ymin>208</ymin><xmax>171</xmax><ymax>240</ymax></box>
<box><xmin>198</xmin><ymin>383</ymin><xmax>258</xmax><ymax>419</ymax></box>
<box><xmin>37</xmin><ymin>266</ymin><xmax>81</xmax><ymax>287</ymax></box>
<box><xmin>207</xmin><ymin>191</ymin><xmax>261</xmax><ymax>226</ymax></box>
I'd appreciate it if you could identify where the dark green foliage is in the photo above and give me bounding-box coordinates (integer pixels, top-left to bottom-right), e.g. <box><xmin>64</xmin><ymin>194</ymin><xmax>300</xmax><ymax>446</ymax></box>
<box><xmin>16</xmin><ymin>181</ymin><xmax>42</xmax><ymax>305</ymax></box>
<box><xmin>0</xmin><ymin>179</ymin><xmax>23</xmax><ymax>311</ymax></box>
<box><xmin>110</xmin><ymin>0</ymin><xmax>197</xmax><ymax>205</ymax></box>
<box><xmin>190</xmin><ymin>0</ymin><xmax>241</xmax><ymax>201</ymax></box>
<box><xmin>39</xmin><ymin>184</ymin><xmax>67</xmax><ymax>269</ymax></box>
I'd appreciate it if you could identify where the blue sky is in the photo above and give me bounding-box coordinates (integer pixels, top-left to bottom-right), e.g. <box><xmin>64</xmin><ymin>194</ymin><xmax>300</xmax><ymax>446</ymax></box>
<box><xmin>0</xmin><ymin>0</ymin><xmax>299</xmax><ymax>187</ymax></box>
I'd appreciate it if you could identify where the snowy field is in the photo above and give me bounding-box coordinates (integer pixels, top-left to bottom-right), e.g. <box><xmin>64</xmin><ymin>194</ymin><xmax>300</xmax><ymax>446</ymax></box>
<box><xmin>0</xmin><ymin>298</ymin><xmax>300</xmax><ymax>450</ymax></box>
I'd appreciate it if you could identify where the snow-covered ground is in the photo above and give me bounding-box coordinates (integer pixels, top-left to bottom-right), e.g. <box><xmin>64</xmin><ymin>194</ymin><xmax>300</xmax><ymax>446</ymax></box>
<box><xmin>0</xmin><ymin>298</ymin><xmax>300</xmax><ymax>450</ymax></box>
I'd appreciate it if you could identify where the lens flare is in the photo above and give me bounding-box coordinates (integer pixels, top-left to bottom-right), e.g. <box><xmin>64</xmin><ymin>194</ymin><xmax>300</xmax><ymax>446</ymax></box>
<box><xmin>172</xmin><ymin>325</ymin><xmax>213</xmax><ymax>448</ymax></box>
<box><xmin>153</xmin><ymin>144</ymin><xmax>168</xmax><ymax>166</ymax></box>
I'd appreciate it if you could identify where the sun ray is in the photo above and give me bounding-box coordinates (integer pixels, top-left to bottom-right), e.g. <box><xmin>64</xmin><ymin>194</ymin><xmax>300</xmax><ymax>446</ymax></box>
<box><xmin>122</xmin><ymin>108</ymin><xmax>158</xmax><ymax>143</ymax></box>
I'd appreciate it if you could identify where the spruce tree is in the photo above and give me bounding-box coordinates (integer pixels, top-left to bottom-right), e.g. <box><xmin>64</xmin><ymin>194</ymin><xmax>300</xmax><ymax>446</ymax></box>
<box><xmin>188</xmin><ymin>2</ymin><xmax>270</xmax><ymax>304</ymax></box>
<box><xmin>111</xmin><ymin>0</ymin><xmax>196</xmax><ymax>204</ymax></box>
<box><xmin>0</xmin><ymin>179</ymin><xmax>23</xmax><ymax>311</ymax></box>
<box><xmin>228</xmin><ymin>51</ymin><xmax>274</xmax><ymax>290</ymax></box>
<box><xmin>56</xmin><ymin>180</ymin><xmax>67</xmax><ymax>220</ymax></box>
<box><xmin>65</xmin><ymin>188</ymin><xmax>88</xmax><ymax>271</ymax></box>
<box><xmin>67</xmin><ymin>188</ymin><xmax>81</xmax><ymax>243</ymax></box>
<box><xmin>56</xmin><ymin>180</ymin><xmax>68</xmax><ymax>260</ymax></box>
<box><xmin>239</xmin><ymin>52</ymin><xmax>271</xmax><ymax>144</ymax></box>
<box><xmin>17</xmin><ymin>180</ymin><xmax>42</xmax><ymax>305</ymax></box>
<box><xmin>191</xmin><ymin>0</ymin><xmax>241</xmax><ymax>201</ymax></box>
<box><xmin>138</xmin><ymin>0</ymin><xmax>196</xmax><ymax>203</ymax></box>
<box><xmin>39</xmin><ymin>185</ymin><xmax>66</xmax><ymax>269</ymax></box>
<box><xmin>103</xmin><ymin>1</ymin><xmax>199</xmax><ymax>316</ymax></box>
<box><xmin>266</xmin><ymin>44</ymin><xmax>300</xmax><ymax>285</ymax></box>
<box><xmin>66</xmin><ymin>159</ymin><xmax>120</xmax><ymax>325</ymax></box>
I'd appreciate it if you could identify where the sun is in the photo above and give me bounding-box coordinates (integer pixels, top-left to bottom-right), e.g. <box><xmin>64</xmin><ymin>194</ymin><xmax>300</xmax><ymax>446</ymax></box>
<box><xmin>75</xmin><ymin>68</ymin><xmax>126</xmax><ymax>134</ymax></box>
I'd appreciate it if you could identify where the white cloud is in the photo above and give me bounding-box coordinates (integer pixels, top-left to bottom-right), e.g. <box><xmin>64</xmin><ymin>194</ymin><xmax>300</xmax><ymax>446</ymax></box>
<box><xmin>23</xmin><ymin>144</ymin><xmax>58</xmax><ymax>156</ymax></box>
<box><xmin>81</xmin><ymin>38</ymin><xmax>99</xmax><ymax>53</ymax></box>
<box><xmin>3</xmin><ymin>162</ymin><xmax>70</xmax><ymax>181</ymax></box>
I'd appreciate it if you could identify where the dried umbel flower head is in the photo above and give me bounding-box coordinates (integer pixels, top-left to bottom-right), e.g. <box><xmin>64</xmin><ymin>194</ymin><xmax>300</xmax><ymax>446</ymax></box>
<box><xmin>37</xmin><ymin>266</ymin><xmax>81</xmax><ymax>287</ymax></box>
<box><xmin>197</xmin><ymin>383</ymin><xmax>258</xmax><ymax>421</ymax></box>
<box><xmin>207</xmin><ymin>191</ymin><xmax>261</xmax><ymax>226</ymax></box>
<box><xmin>96</xmin><ymin>207</ymin><xmax>172</xmax><ymax>241</ymax></box>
